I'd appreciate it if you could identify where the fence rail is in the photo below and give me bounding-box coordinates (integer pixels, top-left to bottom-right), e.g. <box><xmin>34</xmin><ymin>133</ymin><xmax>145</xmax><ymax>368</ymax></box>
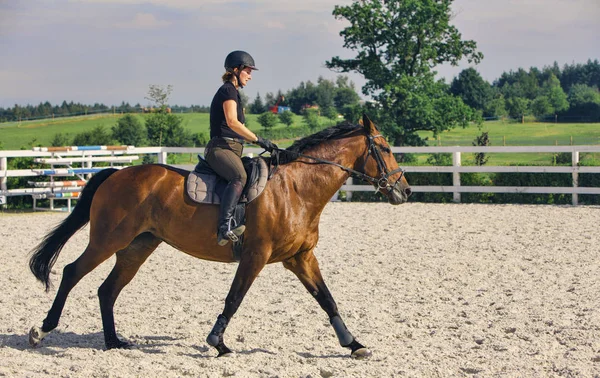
<box><xmin>1</xmin><ymin>145</ymin><xmax>599</xmax><ymax>209</ymax></box>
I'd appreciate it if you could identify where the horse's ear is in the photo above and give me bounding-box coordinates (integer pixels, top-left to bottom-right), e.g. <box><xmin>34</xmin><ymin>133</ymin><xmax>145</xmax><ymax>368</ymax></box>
<box><xmin>358</xmin><ymin>118</ymin><xmax>364</xmax><ymax>126</ymax></box>
<box><xmin>362</xmin><ymin>114</ymin><xmax>377</xmax><ymax>134</ymax></box>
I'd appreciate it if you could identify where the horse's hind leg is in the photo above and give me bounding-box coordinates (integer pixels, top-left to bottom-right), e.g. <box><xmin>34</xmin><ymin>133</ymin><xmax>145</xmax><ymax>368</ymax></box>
<box><xmin>29</xmin><ymin>242</ymin><xmax>120</xmax><ymax>347</ymax></box>
<box><xmin>282</xmin><ymin>249</ymin><xmax>372</xmax><ymax>359</ymax></box>
<box><xmin>98</xmin><ymin>232</ymin><xmax>161</xmax><ymax>350</ymax></box>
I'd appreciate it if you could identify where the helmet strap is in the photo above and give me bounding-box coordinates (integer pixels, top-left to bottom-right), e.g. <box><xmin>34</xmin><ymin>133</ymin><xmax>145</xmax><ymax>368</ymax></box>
<box><xmin>234</xmin><ymin>66</ymin><xmax>244</xmax><ymax>88</ymax></box>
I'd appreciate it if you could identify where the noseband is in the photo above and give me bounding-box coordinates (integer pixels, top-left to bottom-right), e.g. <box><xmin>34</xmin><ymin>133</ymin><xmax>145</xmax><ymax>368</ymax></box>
<box><xmin>270</xmin><ymin>133</ymin><xmax>405</xmax><ymax>194</ymax></box>
<box><xmin>361</xmin><ymin>134</ymin><xmax>406</xmax><ymax>193</ymax></box>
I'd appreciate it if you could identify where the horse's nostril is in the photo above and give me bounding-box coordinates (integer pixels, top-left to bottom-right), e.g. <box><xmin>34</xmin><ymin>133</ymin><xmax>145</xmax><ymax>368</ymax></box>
<box><xmin>405</xmin><ymin>188</ymin><xmax>412</xmax><ymax>197</ymax></box>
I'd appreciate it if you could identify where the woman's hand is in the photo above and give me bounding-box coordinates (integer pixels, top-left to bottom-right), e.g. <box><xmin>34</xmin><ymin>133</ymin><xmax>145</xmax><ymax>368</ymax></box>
<box><xmin>255</xmin><ymin>136</ymin><xmax>278</xmax><ymax>152</ymax></box>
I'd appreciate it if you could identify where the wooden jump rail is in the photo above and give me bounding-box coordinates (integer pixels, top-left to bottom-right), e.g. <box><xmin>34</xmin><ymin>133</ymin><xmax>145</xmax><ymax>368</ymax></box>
<box><xmin>29</xmin><ymin>180</ymin><xmax>87</xmax><ymax>188</ymax></box>
<box><xmin>32</xmin><ymin>145</ymin><xmax>134</xmax><ymax>152</ymax></box>
<box><xmin>0</xmin><ymin>146</ymin><xmax>138</xmax><ymax>211</ymax></box>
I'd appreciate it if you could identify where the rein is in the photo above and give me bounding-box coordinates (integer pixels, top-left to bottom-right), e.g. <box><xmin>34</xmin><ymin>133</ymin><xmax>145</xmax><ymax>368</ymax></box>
<box><xmin>267</xmin><ymin>133</ymin><xmax>405</xmax><ymax>193</ymax></box>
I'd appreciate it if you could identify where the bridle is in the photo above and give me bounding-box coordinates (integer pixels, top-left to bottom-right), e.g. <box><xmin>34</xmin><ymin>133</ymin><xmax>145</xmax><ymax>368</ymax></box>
<box><xmin>269</xmin><ymin>132</ymin><xmax>405</xmax><ymax>194</ymax></box>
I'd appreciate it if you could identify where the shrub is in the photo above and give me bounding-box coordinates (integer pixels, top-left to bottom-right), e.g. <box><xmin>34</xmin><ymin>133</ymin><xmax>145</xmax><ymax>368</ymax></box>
<box><xmin>303</xmin><ymin>109</ymin><xmax>320</xmax><ymax>130</ymax></box>
<box><xmin>257</xmin><ymin>111</ymin><xmax>278</xmax><ymax>130</ymax></box>
<box><xmin>112</xmin><ymin>114</ymin><xmax>146</xmax><ymax>146</ymax></box>
<box><xmin>279</xmin><ymin>110</ymin><xmax>294</xmax><ymax>127</ymax></box>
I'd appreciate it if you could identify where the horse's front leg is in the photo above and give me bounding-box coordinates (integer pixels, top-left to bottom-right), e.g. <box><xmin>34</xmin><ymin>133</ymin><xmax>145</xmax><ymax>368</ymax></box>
<box><xmin>206</xmin><ymin>249</ymin><xmax>268</xmax><ymax>357</ymax></box>
<box><xmin>282</xmin><ymin>249</ymin><xmax>372</xmax><ymax>359</ymax></box>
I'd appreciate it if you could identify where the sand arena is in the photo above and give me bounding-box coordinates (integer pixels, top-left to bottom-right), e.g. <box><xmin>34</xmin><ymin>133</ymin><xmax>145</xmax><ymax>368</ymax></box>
<box><xmin>1</xmin><ymin>202</ymin><xmax>599</xmax><ymax>377</ymax></box>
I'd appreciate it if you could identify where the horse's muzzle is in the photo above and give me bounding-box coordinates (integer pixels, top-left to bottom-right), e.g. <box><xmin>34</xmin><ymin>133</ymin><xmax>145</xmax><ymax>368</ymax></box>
<box><xmin>388</xmin><ymin>185</ymin><xmax>412</xmax><ymax>205</ymax></box>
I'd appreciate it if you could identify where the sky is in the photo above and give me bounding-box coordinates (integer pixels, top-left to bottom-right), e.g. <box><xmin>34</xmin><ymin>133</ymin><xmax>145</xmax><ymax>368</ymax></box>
<box><xmin>1</xmin><ymin>0</ymin><xmax>599</xmax><ymax>109</ymax></box>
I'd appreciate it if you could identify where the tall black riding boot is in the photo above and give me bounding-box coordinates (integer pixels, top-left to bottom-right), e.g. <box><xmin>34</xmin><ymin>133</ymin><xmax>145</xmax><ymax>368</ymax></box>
<box><xmin>217</xmin><ymin>179</ymin><xmax>246</xmax><ymax>246</ymax></box>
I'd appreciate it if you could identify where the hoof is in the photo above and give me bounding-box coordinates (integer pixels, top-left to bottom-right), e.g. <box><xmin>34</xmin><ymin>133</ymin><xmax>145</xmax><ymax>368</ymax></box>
<box><xmin>351</xmin><ymin>347</ymin><xmax>372</xmax><ymax>359</ymax></box>
<box><xmin>217</xmin><ymin>351</ymin><xmax>235</xmax><ymax>358</ymax></box>
<box><xmin>29</xmin><ymin>326</ymin><xmax>47</xmax><ymax>348</ymax></box>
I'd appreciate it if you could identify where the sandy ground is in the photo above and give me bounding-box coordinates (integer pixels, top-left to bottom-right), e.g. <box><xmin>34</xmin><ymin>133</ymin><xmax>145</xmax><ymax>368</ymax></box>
<box><xmin>0</xmin><ymin>203</ymin><xmax>599</xmax><ymax>378</ymax></box>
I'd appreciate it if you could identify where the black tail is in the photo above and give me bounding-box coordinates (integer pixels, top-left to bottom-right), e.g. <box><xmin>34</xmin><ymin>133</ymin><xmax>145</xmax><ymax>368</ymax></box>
<box><xmin>29</xmin><ymin>168</ymin><xmax>119</xmax><ymax>291</ymax></box>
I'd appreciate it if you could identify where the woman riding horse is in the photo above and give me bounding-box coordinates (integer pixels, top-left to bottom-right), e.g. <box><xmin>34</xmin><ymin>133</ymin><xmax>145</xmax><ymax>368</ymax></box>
<box><xmin>206</xmin><ymin>50</ymin><xmax>278</xmax><ymax>246</ymax></box>
<box><xmin>28</xmin><ymin>115</ymin><xmax>411</xmax><ymax>358</ymax></box>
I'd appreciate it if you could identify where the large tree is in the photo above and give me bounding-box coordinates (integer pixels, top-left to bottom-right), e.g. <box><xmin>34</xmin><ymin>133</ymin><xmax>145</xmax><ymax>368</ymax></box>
<box><xmin>450</xmin><ymin>68</ymin><xmax>491</xmax><ymax>112</ymax></box>
<box><xmin>326</xmin><ymin>0</ymin><xmax>483</xmax><ymax>145</ymax></box>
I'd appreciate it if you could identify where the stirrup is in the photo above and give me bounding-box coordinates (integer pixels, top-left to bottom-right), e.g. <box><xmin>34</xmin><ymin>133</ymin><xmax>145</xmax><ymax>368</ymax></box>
<box><xmin>217</xmin><ymin>219</ymin><xmax>246</xmax><ymax>246</ymax></box>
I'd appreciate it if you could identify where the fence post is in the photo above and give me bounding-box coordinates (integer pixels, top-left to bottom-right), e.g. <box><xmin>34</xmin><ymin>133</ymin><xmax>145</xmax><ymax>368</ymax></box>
<box><xmin>158</xmin><ymin>151</ymin><xmax>168</xmax><ymax>164</ymax></box>
<box><xmin>453</xmin><ymin>151</ymin><xmax>461</xmax><ymax>203</ymax></box>
<box><xmin>572</xmin><ymin>150</ymin><xmax>579</xmax><ymax>206</ymax></box>
<box><xmin>346</xmin><ymin>178</ymin><xmax>353</xmax><ymax>201</ymax></box>
<box><xmin>0</xmin><ymin>157</ymin><xmax>7</xmax><ymax>206</ymax></box>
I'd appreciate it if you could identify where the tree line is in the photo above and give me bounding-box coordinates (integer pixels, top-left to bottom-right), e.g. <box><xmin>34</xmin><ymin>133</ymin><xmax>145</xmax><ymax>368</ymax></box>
<box><xmin>0</xmin><ymin>101</ymin><xmax>210</xmax><ymax>123</ymax></box>
<box><xmin>450</xmin><ymin>59</ymin><xmax>600</xmax><ymax>122</ymax></box>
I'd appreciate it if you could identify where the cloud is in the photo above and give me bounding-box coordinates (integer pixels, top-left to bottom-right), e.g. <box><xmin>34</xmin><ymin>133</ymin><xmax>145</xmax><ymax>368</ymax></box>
<box><xmin>266</xmin><ymin>21</ymin><xmax>285</xmax><ymax>30</ymax></box>
<box><xmin>115</xmin><ymin>13</ymin><xmax>171</xmax><ymax>29</ymax></box>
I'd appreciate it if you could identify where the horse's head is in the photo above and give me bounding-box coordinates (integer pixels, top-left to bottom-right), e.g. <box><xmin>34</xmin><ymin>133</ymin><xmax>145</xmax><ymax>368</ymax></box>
<box><xmin>358</xmin><ymin>114</ymin><xmax>411</xmax><ymax>205</ymax></box>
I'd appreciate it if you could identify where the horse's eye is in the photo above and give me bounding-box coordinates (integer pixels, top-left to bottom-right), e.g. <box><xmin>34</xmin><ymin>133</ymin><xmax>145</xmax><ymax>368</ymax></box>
<box><xmin>380</xmin><ymin>146</ymin><xmax>391</xmax><ymax>153</ymax></box>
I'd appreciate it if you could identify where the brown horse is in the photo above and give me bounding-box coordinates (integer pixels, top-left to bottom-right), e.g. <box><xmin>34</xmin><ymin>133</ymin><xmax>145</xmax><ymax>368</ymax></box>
<box><xmin>28</xmin><ymin>115</ymin><xmax>411</xmax><ymax>358</ymax></box>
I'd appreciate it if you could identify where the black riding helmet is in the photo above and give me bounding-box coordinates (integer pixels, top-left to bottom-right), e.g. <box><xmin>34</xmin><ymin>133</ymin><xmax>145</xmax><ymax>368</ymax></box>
<box><xmin>224</xmin><ymin>50</ymin><xmax>258</xmax><ymax>71</ymax></box>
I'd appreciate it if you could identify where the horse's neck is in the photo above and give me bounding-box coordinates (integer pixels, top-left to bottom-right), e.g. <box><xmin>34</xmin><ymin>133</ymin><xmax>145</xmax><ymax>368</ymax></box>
<box><xmin>282</xmin><ymin>136</ymin><xmax>365</xmax><ymax>210</ymax></box>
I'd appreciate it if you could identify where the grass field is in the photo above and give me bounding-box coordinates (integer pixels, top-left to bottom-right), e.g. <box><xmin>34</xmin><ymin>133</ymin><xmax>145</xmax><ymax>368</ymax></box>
<box><xmin>415</xmin><ymin>120</ymin><xmax>600</xmax><ymax>165</ymax></box>
<box><xmin>1</xmin><ymin>115</ymin><xmax>599</xmax><ymax>165</ymax></box>
<box><xmin>419</xmin><ymin>120</ymin><xmax>600</xmax><ymax>147</ymax></box>
<box><xmin>0</xmin><ymin>112</ymin><xmax>329</xmax><ymax>150</ymax></box>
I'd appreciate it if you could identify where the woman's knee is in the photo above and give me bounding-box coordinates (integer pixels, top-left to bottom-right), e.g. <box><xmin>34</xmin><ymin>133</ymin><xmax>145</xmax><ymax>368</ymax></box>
<box><xmin>236</xmin><ymin>172</ymin><xmax>247</xmax><ymax>188</ymax></box>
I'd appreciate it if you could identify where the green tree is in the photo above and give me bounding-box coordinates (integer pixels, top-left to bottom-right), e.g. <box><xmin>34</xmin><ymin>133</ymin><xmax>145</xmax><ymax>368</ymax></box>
<box><xmin>495</xmin><ymin>68</ymin><xmax>540</xmax><ymax>100</ymax></box>
<box><xmin>323</xmin><ymin>106</ymin><xmax>339</xmax><ymax>124</ymax></box>
<box><xmin>250</xmin><ymin>92</ymin><xmax>266</xmax><ymax>114</ymax></box>
<box><xmin>531</xmin><ymin>96</ymin><xmax>553</xmax><ymax>118</ymax></box>
<box><xmin>192</xmin><ymin>132</ymin><xmax>209</xmax><ymax>147</ymax></box>
<box><xmin>279</xmin><ymin>110</ymin><xmax>294</xmax><ymax>127</ymax></box>
<box><xmin>485</xmin><ymin>94</ymin><xmax>508</xmax><ymax>118</ymax></box>
<box><xmin>326</xmin><ymin>0</ymin><xmax>483</xmax><ymax>146</ymax></box>
<box><xmin>112</xmin><ymin>114</ymin><xmax>146</xmax><ymax>146</ymax></box>
<box><xmin>257</xmin><ymin>111</ymin><xmax>278</xmax><ymax>130</ymax></box>
<box><xmin>303</xmin><ymin>108</ymin><xmax>320</xmax><ymax>130</ymax></box>
<box><xmin>568</xmin><ymin>84</ymin><xmax>600</xmax><ymax>107</ymax></box>
<box><xmin>506</xmin><ymin>97</ymin><xmax>530</xmax><ymax>119</ymax></box>
<box><xmin>334</xmin><ymin>87</ymin><xmax>361</xmax><ymax>111</ymax></box>
<box><xmin>341</xmin><ymin>103</ymin><xmax>367</xmax><ymax>123</ymax></box>
<box><xmin>565</xmin><ymin>84</ymin><xmax>600</xmax><ymax>121</ymax></box>
<box><xmin>542</xmin><ymin>74</ymin><xmax>569</xmax><ymax>113</ymax></box>
<box><xmin>315</xmin><ymin>76</ymin><xmax>336</xmax><ymax>110</ymax></box>
<box><xmin>50</xmin><ymin>133</ymin><xmax>71</xmax><ymax>147</ymax></box>
<box><xmin>72</xmin><ymin>125</ymin><xmax>114</xmax><ymax>146</ymax></box>
<box><xmin>146</xmin><ymin>113</ymin><xmax>192</xmax><ymax>147</ymax></box>
<box><xmin>450</xmin><ymin>68</ymin><xmax>491</xmax><ymax>111</ymax></box>
<box><xmin>334</xmin><ymin>76</ymin><xmax>361</xmax><ymax>112</ymax></box>
<box><xmin>143</xmin><ymin>84</ymin><xmax>192</xmax><ymax>147</ymax></box>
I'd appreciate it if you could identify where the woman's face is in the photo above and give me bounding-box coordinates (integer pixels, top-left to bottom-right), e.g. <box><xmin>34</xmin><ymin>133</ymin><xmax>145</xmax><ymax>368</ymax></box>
<box><xmin>238</xmin><ymin>67</ymin><xmax>253</xmax><ymax>87</ymax></box>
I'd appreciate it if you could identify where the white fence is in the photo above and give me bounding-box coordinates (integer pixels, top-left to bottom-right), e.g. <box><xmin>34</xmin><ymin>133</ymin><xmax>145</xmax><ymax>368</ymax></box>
<box><xmin>1</xmin><ymin>145</ymin><xmax>599</xmax><ymax>209</ymax></box>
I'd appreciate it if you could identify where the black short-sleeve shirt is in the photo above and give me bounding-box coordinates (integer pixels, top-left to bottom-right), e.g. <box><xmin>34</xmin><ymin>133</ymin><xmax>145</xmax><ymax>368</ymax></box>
<box><xmin>209</xmin><ymin>81</ymin><xmax>245</xmax><ymax>139</ymax></box>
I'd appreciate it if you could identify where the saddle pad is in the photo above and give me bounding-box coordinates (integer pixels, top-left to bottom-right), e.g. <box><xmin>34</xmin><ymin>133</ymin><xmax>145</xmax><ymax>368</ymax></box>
<box><xmin>186</xmin><ymin>157</ymin><xmax>269</xmax><ymax>205</ymax></box>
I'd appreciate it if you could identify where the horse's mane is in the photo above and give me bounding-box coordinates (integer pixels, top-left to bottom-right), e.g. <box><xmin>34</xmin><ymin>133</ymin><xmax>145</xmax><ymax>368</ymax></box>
<box><xmin>275</xmin><ymin>122</ymin><xmax>362</xmax><ymax>164</ymax></box>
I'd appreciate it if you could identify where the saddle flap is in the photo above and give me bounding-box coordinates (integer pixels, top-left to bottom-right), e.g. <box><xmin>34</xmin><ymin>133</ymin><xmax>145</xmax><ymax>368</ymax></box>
<box><xmin>186</xmin><ymin>169</ymin><xmax>220</xmax><ymax>204</ymax></box>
